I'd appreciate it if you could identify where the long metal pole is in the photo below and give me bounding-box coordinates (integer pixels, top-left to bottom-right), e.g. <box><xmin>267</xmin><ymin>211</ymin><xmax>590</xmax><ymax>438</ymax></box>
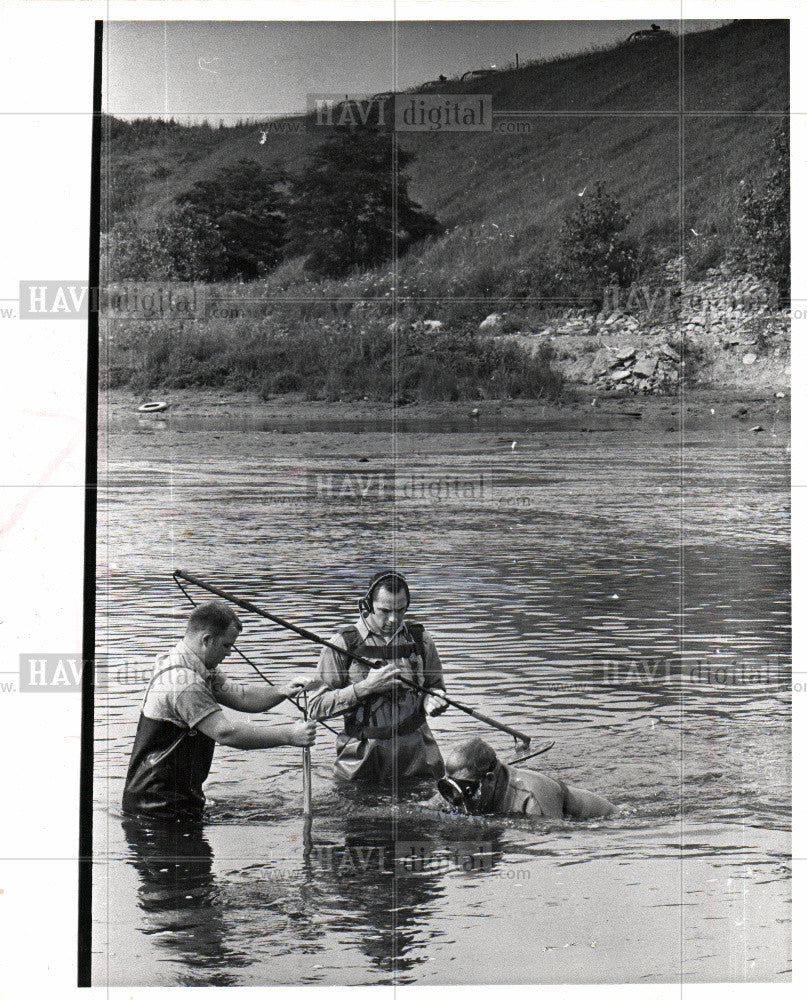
<box><xmin>302</xmin><ymin>692</ymin><xmax>312</xmax><ymax>818</ymax></box>
<box><xmin>173</xmin><ymin>569</ymin><xmax>532</xmax><ymax>745</ymax></box>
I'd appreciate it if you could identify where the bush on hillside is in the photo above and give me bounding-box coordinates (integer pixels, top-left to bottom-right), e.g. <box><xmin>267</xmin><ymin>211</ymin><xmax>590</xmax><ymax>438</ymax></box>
<box><xmin>557</xmin><ymin>182</ymin><xmax>638</xmax><ymax>306</ymax></box>
<box><xmin>172</xmin><ymin>159</ymin><xmax>288</xmax><ymax>280</ymax></box>
<box><xmin>739</xmin><ymin>124</ymin><xmax>789</xmax><ymax>301</ymax></box>
<box><xmin>103</xmin><ymin>220</ymin><xmax>173</xmax><ymax>281</ymax></box>
<box><xmin>288</xmin><ymin>126</ymin><xmax>441</xmax><ymax>279</ymax></box>
<box><xmin>104</xmin><ymin>159</ymin><xmax>289</xmax><ymax>281</ymax></box>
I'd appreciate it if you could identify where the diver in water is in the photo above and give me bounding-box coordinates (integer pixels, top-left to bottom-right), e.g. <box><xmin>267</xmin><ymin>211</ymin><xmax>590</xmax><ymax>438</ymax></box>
<box><xmin>437</xmin><ymin>738</ymin><xmax>616</xmax><ymax>819</ymax></box>
<box><xmin>307</xmin><ymin>570</ymin><xmax>449</xmax><ymax>784</ymax></box>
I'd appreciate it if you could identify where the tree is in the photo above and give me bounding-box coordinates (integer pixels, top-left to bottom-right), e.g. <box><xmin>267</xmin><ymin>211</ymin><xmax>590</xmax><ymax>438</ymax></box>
<box><xmin>558</xmin><ymin>181</ymin><xmax>637</xmax><ymax>303</ymax></box>
<box><xmin>172</xmin><ymin>159</ymin><xmax>288</xmax><ymax>280</ymax></box>
<box><xmin>288</xmin><ymin>126</ymin><xmax>440</xmax><ymax>278</ymax></box>
<box><xmin>740</xmin><ymin>124</ymin><xmax>789</xmax><ymax>301</ymax></box>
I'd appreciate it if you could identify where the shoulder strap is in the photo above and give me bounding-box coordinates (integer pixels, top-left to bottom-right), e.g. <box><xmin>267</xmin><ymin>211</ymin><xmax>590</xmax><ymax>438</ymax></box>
<box><xmin>407</xmin><ymin>622</ymin><xmax>427</xmax><ymax>663</ymax></box>
<box><xmin>338</xmin><ymin>625</ymin><xmax>361</xmax><ymax>649</ymax></box>
<box><xmin>334</xmin><ymin>625</ymin><xmax>361</xmax><ymax>672</ymax></box>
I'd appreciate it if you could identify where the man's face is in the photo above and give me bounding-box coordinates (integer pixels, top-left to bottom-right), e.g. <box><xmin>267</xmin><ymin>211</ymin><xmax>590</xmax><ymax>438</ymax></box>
<box><xmin>201</xmin><ymin>624</ymin><xmax>240</xmax><ymax>669</ymax></box>
<box><xmin>443</xmin><ymin>760</ymin><xmax>499</xmax><ymax>814</ymax></box>
<box><xmin>367</xmin><ymin>586</ymin><xmax>408</xmax><ymax>636</ymax></box>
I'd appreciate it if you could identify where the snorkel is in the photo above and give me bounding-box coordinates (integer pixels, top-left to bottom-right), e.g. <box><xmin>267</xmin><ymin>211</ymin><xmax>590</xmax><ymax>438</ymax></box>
<box><xmin>437</xmin><ymin>776</ymin><xmax>481</xmax><ymax>814</ymax></box>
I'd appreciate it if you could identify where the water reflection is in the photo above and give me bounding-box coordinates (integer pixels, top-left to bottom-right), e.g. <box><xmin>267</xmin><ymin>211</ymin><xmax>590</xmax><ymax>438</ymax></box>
<box><xmin>120</xmin><ymin>807</ymin><xmax>504</xmax><ymax>986</ymax></box>
<box><xmin>121</xmin><ymin>817</ymin><xmax>248</xmax><ymax>987</ymax></box>
<box><xmin>302</xmin><ymin>814</ymin><xmax>501</xmax><ymax>983</ymax></box>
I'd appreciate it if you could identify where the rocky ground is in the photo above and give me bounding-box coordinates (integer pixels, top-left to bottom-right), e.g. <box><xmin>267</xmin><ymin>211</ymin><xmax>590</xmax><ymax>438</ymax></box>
<box><xmin>486</xmin><ymin>265</ymin><xmax>789</xmax><ymax>397</ymax></box>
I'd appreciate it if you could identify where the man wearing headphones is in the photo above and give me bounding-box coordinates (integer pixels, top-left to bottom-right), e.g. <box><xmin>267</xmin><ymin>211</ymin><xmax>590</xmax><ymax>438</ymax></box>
<box><xmin>308</xmin><ymin>570</ymin><xmax>449</xmax><ymax>784</ymax></box>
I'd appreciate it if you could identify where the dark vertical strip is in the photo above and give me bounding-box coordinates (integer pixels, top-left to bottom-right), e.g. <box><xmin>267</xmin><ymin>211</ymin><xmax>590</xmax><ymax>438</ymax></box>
<box><xmin>78</xmin><ymin>18</ymin><xmax>103</xmax><ymax>988</ymax></box>
<box><xmin>677</xmin><ymin>12</ymin><xmax>685</xmax><ymax>993</ymax></box>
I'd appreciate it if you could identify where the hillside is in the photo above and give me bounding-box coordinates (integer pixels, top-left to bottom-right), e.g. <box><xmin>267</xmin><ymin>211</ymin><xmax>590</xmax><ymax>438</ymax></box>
<box><xmin>102</xmin><ymin>19</ymin><xmax>789</xmax><ymax>401</ymax></box>
<box><xmin>105</xmin><ymin>19</ymin><xmax>787</xmax><ymax>251</ymax></box>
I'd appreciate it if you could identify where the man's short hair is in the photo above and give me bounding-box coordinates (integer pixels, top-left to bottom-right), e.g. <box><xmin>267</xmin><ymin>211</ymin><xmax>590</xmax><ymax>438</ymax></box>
<box><xmin>186</xmin><ymin>601</ymin><xmax>242</xmax><ymax>638</ymax></box>
<box><xmin>444</xmin><ymin>738</ymin><xmax>499</xmax><ymax>780</ymax></box>
<box><xmin>367</xmin><ymin>570</ymin><xmax>410</xmax><ymax>606</ymax></box>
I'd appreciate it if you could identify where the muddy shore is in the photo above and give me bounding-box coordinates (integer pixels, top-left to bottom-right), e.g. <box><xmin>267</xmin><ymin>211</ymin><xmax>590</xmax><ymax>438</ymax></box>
<box><xmin>103</xmin><ymin>385</ymin><xmax>789</xmax><ymax>441</ymax></box>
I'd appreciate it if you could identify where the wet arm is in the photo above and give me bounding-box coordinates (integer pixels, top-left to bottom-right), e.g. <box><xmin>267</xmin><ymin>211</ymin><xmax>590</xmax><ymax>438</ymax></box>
<box><xmin>197</xmin><ymin>709</ymin><xmax>308</xmax><ymax>750</ymax></box>
<box><xmin>214</xmin><ymin>674</ymin><xmax>295</xmax><ymax>713</ymax></box>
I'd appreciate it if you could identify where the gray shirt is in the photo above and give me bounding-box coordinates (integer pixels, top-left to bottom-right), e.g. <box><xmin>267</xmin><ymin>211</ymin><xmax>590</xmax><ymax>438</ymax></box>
<box><xmin>141</xmin><ymin>639</ymin><xmax>227</xmax><ymax>729</ymax></box>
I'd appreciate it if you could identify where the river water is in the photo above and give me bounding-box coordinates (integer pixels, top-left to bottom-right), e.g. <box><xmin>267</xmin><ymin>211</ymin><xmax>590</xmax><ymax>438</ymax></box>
<box><xmin>92</xmin><ymin>407</ymin><xmax>790</xmax><ymax>986</ymax></box>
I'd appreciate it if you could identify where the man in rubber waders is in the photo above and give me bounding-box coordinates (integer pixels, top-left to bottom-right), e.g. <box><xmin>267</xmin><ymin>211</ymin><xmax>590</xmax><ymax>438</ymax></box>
<box><xmin>122</xmin><ymin>601</ymin><xmax>316</xmax><ymax>823</ymax></box>
<box><xmin>437</xmin><ymin>738</ymin><xmax>616</xmax><ymax>819</ymax></box>
<box><xmin>308</xmin><ymin>570</ymin><xmax>449</xmax><ymax>784</ymax></box>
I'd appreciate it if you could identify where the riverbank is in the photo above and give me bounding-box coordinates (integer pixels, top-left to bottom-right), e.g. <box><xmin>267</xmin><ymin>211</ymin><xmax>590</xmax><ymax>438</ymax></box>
<box><xmin>103</xmin><ymin>384</ymin><xmax>790</xmax><ymax>444</ymax></box>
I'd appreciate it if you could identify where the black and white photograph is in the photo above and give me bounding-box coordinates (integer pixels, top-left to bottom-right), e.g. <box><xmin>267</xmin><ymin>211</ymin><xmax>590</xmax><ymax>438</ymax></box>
<box><xmin>0</xmin><ymin>3</ymin><xmax>798</xmax><ymax>996</ymax></box>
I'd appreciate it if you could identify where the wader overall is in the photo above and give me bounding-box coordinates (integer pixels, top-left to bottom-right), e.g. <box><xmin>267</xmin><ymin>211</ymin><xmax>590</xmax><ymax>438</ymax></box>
<box><xmin>122</xmin><ymin>666</ymin><xmax>217</xmax><ymax>823</ymax></box>
<box><xmin>333</xmin><ymin>624</ymin><xmax>444</xmax><ymax>783</ymax></box>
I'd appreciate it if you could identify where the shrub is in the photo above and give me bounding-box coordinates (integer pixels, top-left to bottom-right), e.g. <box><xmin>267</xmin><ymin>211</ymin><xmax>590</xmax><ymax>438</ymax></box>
<box><xmin>173</xmin><ymin>159</ymin><xmax>288</xmax><ymax>280</ymax></box>
<box><xmin>103</xmin><ymin>221</ymin><xmax>173</xmax><ymax>281</ymax></box>
<box><xmin>739</xmin><ymin>124</ymin><xmax>789</xmax><ymax>301</ymax></box>
<box><xmin>558</xmin><ymin>181</ymin><xmax>638</xmax><ymax>306</ymax></box>
<box><xmin>288</xmin><ymin>125</ymin><xmax>441</xmax><ymax>279</ymax></box>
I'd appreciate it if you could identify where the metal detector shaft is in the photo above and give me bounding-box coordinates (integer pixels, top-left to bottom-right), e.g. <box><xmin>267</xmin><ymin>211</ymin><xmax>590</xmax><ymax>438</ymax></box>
<box><xmin>302</xmin><ymin>747</ymin><xmax>312</xmax><ymax>816</ymax></box>
<box><xmin>302</xmin><ymin>695</ymin><xmax>312</xmax><ymax>818</ymax></box>
<box><xmin>173</xmin><ymin>569</ymin><xmax>532</xmax><ymax>745</ymax></box>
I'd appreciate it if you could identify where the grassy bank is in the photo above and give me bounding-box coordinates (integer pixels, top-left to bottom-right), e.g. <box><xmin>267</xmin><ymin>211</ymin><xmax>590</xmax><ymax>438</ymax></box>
<box><xmin>101</xmin><ymin>21</ymin><xmax>787</xmax><ymax>403</ymax></box>
<box><xmin>104</xmin><ymin>310</ymin><xmax>563</xmax><ymax>402</ymax></box>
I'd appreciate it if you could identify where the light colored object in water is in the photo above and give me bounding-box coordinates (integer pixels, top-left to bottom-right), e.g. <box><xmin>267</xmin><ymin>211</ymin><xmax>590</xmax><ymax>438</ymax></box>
<box><xmin>137</xmin><ymin>401</ymin><xmax>169</xmax><ymax>413</ymax></box>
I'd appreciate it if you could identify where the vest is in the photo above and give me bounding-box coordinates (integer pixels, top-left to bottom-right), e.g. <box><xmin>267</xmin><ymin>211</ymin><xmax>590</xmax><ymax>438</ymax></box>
<box><xmin>340</xmin><ymin>623</ymin><xmax>428</xmax><ymax>741</ymax></box>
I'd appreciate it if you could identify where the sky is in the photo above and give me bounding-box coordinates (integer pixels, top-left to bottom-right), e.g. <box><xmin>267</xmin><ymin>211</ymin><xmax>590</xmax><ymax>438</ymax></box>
<box><xmin>104</xmin><ymin>19</ymin><xmax>732</xmax><ymax>123</ymax></box>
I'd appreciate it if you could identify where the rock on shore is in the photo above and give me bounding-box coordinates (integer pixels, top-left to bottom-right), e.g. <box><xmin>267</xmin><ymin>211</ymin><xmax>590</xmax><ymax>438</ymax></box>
<box><xmin>485</xmin><ymin>264</ymin><xmax>789</xmax><ymax>395</ymax></box>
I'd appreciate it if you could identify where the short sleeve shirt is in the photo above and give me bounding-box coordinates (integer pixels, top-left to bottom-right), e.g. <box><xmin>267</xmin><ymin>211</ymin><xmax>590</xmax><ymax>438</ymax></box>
<box><xmin>141</xmin><ymin>639</ymin><xmax>227</xmax><ymax>730</ymax></box>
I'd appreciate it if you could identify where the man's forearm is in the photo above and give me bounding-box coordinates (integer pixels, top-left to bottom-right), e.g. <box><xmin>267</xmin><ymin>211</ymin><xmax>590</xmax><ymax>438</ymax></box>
<box><xmin>250</xmin><ymin>687</ymin><xmax>290</xmax><ymax>712</ymax></box>
<box><xmin>220</xmin><ymin>722</ymin><xmax>300</xmax><ymax>750</ymax></box>
<box><xmin>308</xmin><ymin>681</ymin><xmax>364</xmax><ymax>719</ymax></box>
<box><xmin>224</xmin><ymin>684</ymin><xmax>290</xmax><ymax>713</ymax></box>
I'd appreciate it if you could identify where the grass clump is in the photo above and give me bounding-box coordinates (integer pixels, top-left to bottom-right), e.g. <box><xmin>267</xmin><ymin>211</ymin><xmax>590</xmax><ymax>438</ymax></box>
<box><xmin>103</xmin><ymin>317</ymin><xmax>563</xmax><ymax>403</ymax></box>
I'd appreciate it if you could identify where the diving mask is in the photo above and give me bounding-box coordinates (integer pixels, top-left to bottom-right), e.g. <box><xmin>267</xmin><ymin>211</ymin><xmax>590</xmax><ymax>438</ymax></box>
<box><xmin>437</xmin><ymin>776</ymin><xmax>484</xmax><ymax>812</ymax></box>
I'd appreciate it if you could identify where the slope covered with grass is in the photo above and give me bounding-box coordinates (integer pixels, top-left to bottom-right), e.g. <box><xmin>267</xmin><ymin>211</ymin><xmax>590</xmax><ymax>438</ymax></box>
<box><xmin>103</xmin><ymin>20</ymin><xmax>788</xmax><ymax>400</ymax></box>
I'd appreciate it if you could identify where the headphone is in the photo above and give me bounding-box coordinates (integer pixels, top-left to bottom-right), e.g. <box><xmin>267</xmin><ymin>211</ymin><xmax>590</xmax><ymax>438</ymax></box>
<box><xmin>358</xmin><ymin>570</ymin><xmax>411</xmax><ymax>616</ymax></box>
